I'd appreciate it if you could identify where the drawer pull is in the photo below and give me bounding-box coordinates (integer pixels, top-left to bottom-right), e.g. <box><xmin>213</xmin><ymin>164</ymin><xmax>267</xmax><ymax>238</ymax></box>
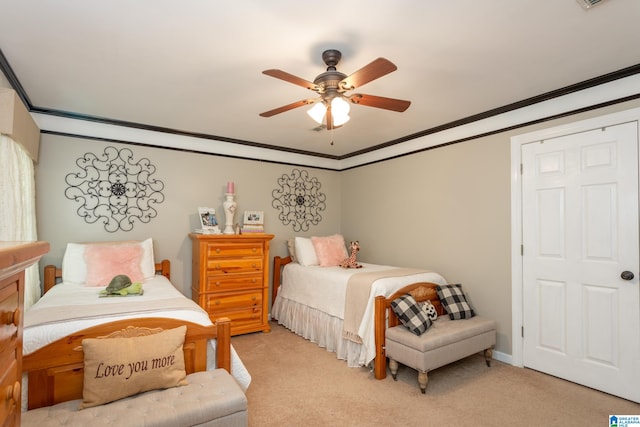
<box><xmin>252</xmin><ymin>296</ymin><xmax>257</xmax><ymax>301</ymax></box>
<box><xmin>215</xmin><ymin>248</ymin><xmax>221</xmax><ymax>253</ymax></box>
<box><xmin>252</xmin><ymin>263</ymin><xmax>257</xmax><ymax>268</ymax></box>
<box><xmin>252</xmin><ymin>279</ymin><xmax>257</xmax><ymax>283</ymax></box>
<box><xmin>215</xmin><ymin>300</ymin><xmax>221</xmax><ymax>305</ymax></box>
<box><xmin>215</xmin><ymin>281</ymin><xmax>221</xmax><ymax>286</ymax></box>
<box><xmin>5</xmin><ymin>308</ymin><xmax>19</xmax><ymax>327</ymax></box>
<box><xmin>6</xmin><ymin>381</ymin><xmax>20</xmax><ymax>403</ymax></box>
<box><xmin>252</xmin><ymin>247</ymin><xmax>257</xmax><ymax>252</ymax></box>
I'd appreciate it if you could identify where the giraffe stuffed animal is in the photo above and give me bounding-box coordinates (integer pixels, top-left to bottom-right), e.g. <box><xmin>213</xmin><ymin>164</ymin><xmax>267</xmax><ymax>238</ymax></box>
<box><xmin>340</xmin><ymin>240</ymin><xmax>363</xmax><ymax>269</ymax></box>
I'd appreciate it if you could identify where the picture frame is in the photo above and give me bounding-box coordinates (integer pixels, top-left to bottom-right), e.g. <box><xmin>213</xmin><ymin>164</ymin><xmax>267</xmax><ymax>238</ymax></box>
<box><xmin>243</xmin><ymin>210</ymin><xmax>264</xmax><ymax>225</ymax></box>
<box><xmin>198</xmin><ymin>207</ymin><xmax>220</xmax><ymax>230</ymax></box>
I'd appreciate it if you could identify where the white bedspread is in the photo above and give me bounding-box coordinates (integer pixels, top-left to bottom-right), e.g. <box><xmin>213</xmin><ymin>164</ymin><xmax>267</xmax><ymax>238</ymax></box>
<box><xmin>274</xmin><ymin>262</ymin><xmax>447</xmax><ymax>366</ymax></box>
<box><xmin>23</xmin><ymin>276</ymin><xmax>251</xmax><ymax>391</ymax></box>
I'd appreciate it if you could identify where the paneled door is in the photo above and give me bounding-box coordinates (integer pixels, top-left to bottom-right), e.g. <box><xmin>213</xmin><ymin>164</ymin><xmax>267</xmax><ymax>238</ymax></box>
<box><xmin>521</xmin><ymin>121</ymin><xmax>640</xmax><ymax>402</ymax></box>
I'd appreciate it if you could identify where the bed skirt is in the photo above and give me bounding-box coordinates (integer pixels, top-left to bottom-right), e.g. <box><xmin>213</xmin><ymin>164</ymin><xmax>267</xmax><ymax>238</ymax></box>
<box><xmin>272</xmin><ymin>296</ymin><xmax>368</xmax><ymax>368</ymax></box>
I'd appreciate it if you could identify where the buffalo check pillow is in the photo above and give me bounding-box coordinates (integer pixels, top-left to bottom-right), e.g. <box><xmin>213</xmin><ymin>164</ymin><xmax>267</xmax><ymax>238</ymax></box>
<box><xmin>436</xmin><ymin>284</ymin><xmax>475</xmax><ymax>320</ymax></box>
<box><xmin>391</xmin><ymin>294</ymin><xmax>433</xmax><ymax>335</ymax></box>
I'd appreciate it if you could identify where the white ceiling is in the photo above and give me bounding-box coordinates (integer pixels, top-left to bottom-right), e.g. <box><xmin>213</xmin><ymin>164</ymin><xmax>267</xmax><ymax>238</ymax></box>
<box><xmin>1</xmin><ymin>0</ymin><xmax>639</xmax><ymax>166</ymax></box>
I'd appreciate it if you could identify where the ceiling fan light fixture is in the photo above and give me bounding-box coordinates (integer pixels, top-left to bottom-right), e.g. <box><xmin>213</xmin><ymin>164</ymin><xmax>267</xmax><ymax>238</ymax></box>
<box><xmin>262</xmin><ymin>49</ymin><xmax>409</xmax><ymax>131</ymax></box>
<box><xmin>331</xmin><ymin>96</ymin><xmax>350</xmax><ymax>116</ymax></box>
<box><xmin>307</xmin><ymin>102</ymin><xmax>326</xmax><ymax>124</ymax></box>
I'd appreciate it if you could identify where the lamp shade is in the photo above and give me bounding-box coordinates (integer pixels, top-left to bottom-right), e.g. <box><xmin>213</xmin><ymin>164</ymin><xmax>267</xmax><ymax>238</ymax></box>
<box><xmin>331</xmin><ymin>97</ymin><xmax>350</xmax><ymax>126</ymax></box>
<box><xmin>307</xmin><ymin>102</ymin><xmax>326</xmax><ymax>124</ymax></box>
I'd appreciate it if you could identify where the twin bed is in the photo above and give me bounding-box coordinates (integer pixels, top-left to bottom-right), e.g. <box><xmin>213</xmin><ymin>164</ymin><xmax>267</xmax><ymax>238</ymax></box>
<box><xmin>271</xmin><ymin>237</ymin><xmax>447</xmax><ymax>368</ymax></box>
<box><xmin>21</xmin><ymin>239</ymin><xmax>250</xmax><ymax>411</ymax></box>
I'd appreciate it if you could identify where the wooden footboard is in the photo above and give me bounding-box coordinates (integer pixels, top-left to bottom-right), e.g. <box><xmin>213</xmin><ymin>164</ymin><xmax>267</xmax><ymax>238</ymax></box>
<box><xmin>22</xmin><ymin>316</ymin><xmax>231</xmax><ymax>410</ymax></box>
<box><xmin>271</xmin><ymin>255</ymin><xmax>292</xmax><ymax>308</ymax></box>
<box><xmin>374</xmin><ymin>282</ymin><xmax>445</xmax><ymax>380</ymax></box>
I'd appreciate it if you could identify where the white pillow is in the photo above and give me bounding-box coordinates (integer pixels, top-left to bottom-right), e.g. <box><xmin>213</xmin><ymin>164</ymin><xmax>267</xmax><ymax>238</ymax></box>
<box><xmin>294</xmin><ymin>237</ymin><xmax>319</xmax><ymax>267</ymax></box>
<box><xmin>62</xmin><ymin>238</ymin><xmax>155</xmax><ymax>284</ymax></box>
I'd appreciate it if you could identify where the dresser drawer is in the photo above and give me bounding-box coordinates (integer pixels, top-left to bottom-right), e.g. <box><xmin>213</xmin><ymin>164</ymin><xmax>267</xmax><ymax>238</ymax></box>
<box><xmin>206</xmin><ymin>242</ymin><xmax>263</xmax><ymax>258</ymax></box>
<box><xmin>206</xmin><ymin>258</ymin><xmax>263</xmax><ymax>274</ymax></box>
<box><xmin>205</xmin><ymin>274</ymin><xmax>262</xmax><ymax>292</ymax></box>
<box><xmin>0</xmin><ymin>354</ymin><xmax>19</xmax><ymax>427</ymax></box>
<box><xmin>203</xmin><ymin>290</ymin><xmax>262</xmax><ymax>313</ymax></box>
<box><xmin>0</xmin><ymin>283</ymin><xmax>19</xmax><ymax>353</ymax></box>
<box><xmin>216</xmin><ymin>308</ymin><xmax>263</xmax><ymax>332</ymax></box>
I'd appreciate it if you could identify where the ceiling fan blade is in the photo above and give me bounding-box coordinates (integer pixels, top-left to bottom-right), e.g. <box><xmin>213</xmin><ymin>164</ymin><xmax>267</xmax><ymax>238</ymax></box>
<box><xmin>259</xmin><ymin>99</ymin><xmax>314</xmax><ymax>117</ymax></box>
<box><xmin>340</xmin><ymin>58</ymin><xmax>397</xmax><ymax>90</ymax></box>
<box><xmin>262</xmin><ymin>69</ymin><xmax>318</xmax><ymax>91</ymax></box>
<box><xmin>348</xmin><ymin>93</ymin><xmax>411</xmax><ymax>112</ymax></box>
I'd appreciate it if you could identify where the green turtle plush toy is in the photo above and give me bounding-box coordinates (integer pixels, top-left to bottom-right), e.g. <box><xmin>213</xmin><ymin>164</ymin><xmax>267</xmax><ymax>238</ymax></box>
<box><xmin>99</xmin><ymin>274</ymin><xmax>143</xmax><ymax>297</ymax></box>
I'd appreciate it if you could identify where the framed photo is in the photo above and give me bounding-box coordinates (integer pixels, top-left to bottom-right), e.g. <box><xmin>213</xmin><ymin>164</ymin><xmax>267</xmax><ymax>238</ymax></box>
<box><xmin>198</xmin><ymin>207</ymin><xmax>219</xmax><ymax>229</ymax></box>
<box><xmin>243</xmin><ymin>210</ymin><xmax>264</xmax><ymax>225</ymax></box>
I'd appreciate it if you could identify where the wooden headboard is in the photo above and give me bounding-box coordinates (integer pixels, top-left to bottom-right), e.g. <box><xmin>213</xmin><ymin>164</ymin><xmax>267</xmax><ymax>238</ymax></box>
<box><xmin>43</xmin><ymin>259</ymin><xmax>171</xmax><ymax>294</ymax></box>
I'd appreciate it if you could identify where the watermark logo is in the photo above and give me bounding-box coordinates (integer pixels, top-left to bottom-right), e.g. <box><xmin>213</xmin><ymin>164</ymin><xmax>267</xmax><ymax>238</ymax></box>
<box><xmin>610</xmin><ymin>415</ymin><xmax>640</xmax><ymax>427</ymax></box>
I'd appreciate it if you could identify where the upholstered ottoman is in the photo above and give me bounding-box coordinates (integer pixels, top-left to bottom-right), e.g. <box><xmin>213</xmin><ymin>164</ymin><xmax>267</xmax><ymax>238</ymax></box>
<box><xmin>385</xmin><ymin>315</ymin><xmax>496</xmax><ymax>392</ymax></box>
<box><xmin>374</xmin><ymin>283</ymin><xmax>497</xmax><ymax>393</ymax></box>
<box><xmin>22</xmin><ymin>369</ymin><xmax>248</xmax><ymax>427</ymax></box>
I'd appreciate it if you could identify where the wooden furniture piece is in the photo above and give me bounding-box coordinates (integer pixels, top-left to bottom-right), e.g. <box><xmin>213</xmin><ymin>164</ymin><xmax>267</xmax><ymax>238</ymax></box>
<box><xmin>0</xmin><ymin>240</ymin><xmax>49</xmax><ymax>426</ymax></box>
<box><xmin>22</xmin><ymin>317</ymin><xmax>231</xmax><ymax>410</ymax></box>
<box><xmin>190</xmin><ymin>233</ymin><xmax>274</xmax><ymax>336</ymax></box>
<box><xmin>374</xmin><ymin>282</ymin><xmax>496</xmax><ymax>393</ymax></box>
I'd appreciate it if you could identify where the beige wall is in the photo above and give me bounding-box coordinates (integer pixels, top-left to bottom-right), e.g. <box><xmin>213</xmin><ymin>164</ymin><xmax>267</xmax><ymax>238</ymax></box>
<box><xmin>341</xmin><ymin>98</ymin><xmax>640</xmax><ymax>357</ymax></box>
<box><xmin>33</xmin><ymin>98</ymin><xmax>640</xmax><ymax>358</ymax></box>
<box><xmin>35</xmin><ymin>134</ymin><xmax>343</xmax><ymax>300</ymax></box>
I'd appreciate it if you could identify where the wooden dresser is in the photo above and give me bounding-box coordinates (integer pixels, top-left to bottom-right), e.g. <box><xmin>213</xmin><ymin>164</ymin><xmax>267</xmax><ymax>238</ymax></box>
<box><xmin>0</xmin><ymin>241</ymin><xmax>49</xmax><ymax>427</ymax></box>
<box><xmin>189</xmin><ymin>234</ymin><xmax>274</xmax><ymax>336</ymax></box>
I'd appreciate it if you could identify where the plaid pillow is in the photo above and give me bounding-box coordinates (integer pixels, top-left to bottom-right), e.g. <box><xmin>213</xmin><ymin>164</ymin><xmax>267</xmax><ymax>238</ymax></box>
<box><xmin>391</xmin><ymin>294</ymin><xmax>433</xmax><ymax>335</ymax></box>
<box><xmin>436</xmin><ymin>284</ymin><xmax>475</xmax><ymax>320</ymax></box>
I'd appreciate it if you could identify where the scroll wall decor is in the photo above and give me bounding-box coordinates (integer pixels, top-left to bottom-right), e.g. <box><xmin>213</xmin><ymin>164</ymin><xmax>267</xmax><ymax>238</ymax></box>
<box><xmin>65</xmin><ymin>146</ymin><xmax>165</xmax><ymax>232</ymax></box>
<box><xmin>272</xmin><ymin>168</ymin><xmax>326</xmax><ymax>232</ymax></box>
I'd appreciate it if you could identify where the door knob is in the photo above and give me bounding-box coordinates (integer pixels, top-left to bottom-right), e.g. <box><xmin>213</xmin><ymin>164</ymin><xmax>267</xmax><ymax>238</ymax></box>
<box><xmin>621</xmin><ymin>271</ymin><xmax>634</xmax><ymax>281</ymax></box>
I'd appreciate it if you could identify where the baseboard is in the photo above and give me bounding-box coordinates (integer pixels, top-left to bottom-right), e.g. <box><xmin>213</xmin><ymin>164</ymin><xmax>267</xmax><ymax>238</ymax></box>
<box><xmin>492</xmin><ymin>350</ymin><xmax>512</xmax><ymax>365</ymax></box>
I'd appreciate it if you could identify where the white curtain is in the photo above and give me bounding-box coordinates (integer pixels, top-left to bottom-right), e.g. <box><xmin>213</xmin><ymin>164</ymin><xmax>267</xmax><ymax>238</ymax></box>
<box><xmin>0</xmin><ymin>134</ymin><xmax>41</xmax><ymax>309</ymax></box>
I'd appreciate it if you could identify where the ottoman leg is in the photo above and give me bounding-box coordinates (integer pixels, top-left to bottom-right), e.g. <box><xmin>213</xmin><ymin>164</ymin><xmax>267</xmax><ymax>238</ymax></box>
<box><xmin>389</xmin><ymin>359</ymin><xmax>399</xmax><ymax>380</ymax></box>
<box><xmin>418</xmin><ymin>371</ymin><xmax>428</xmax><ymax>394</ymax></box>
<box><xmin>484</xmin><ymin>348</ymin><xmax>493</xmax><ymax>367</ymax></box>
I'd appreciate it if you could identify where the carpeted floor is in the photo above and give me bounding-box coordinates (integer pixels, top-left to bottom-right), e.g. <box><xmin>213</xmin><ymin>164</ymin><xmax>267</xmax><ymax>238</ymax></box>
<box><xmin>231</xmin><ymin>321</ymin><xmax>639</xmax><ymax>427</ymax></box>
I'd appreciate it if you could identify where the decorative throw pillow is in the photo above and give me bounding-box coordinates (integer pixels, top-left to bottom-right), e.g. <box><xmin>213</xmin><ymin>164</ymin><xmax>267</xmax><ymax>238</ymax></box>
<box><xmin>84</xmin><ymin>243</ymin><xmax>144</xmax><ymax>286</ymax></box>
<box><xmin>391</xmin><ymin>294</ymin><xmax>433</xmax><ymax>335</ymax></box>
<box><xmin>79</xmin><ymin>325</ymin><xmax>188</xmax><ymax>409</ymax></box>
<box><xmin>418</xmin><ymin>300</ymin><xmax>438</xmax><ymax>321</ymax></box>
<box><xmin>436</xmin><ymin>284</ymin><xmax>475</xmax><ymax>320</ymax></box>
<box><xmin>62</xmin><ymin>238</ymin><xmax>155</xmax><ymax>285</ymax></box>
<box><xmin>311</xmin><ymin>234</ymin><xmax>348</xmax><ymax>267</ymax></box>
<box><xmin>294</xmin><ymin>237</ymin><xmax>319</xmax><ymax>266</ymax></box>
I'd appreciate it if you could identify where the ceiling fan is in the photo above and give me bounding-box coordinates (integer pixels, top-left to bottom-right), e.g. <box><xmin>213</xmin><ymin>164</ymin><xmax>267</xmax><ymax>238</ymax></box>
<box><xmin>259</xmin><ymin>49</ymin><xmax>411</xmax><ymax>130</ymax></box>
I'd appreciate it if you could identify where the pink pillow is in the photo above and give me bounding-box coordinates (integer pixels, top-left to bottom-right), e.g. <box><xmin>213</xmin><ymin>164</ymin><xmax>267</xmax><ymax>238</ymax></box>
<box><xmin>84</xmin><ymin>243</ymin><xmax>144</xmax><ymax>287</ymax></box>
<box><xmin>311</xmin><ymin>234</ymin><xmax>348</xmax><ymax>267</ymax></box>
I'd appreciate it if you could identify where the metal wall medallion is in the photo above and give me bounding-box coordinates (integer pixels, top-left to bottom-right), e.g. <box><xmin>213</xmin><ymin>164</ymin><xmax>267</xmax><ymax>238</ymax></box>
<box><xmin>65</xmin><ymin>146</ymin><xmax>165</xmax><ymax>232</ymax></box>
<box><xmin>272</xmin><ymin>168</ymin><xmax>326</xmax><ymax>232</ymax></box>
